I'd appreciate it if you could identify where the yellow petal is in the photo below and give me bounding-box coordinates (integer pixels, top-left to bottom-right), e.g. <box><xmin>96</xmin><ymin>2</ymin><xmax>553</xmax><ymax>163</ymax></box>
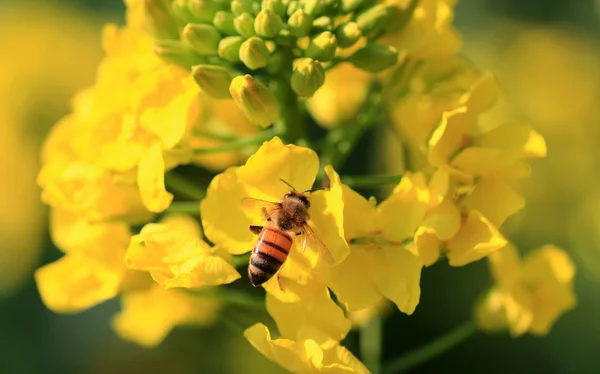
<box><xmin>325</xmin><ymin>245</ymin><xmax>382</xmax><ymax>311</ymax></box>
<box><xmin>35</xmin><ymin>251</ymin><xmax>126</xmax><ymax>313</ymax></box>
<box><xmin>332</xmin><ymin>177</ymin><xmax>376</xmax><ymax>240</ymax></box>
<box><xmin>413</xmin><ymin>227</ymin><xmax>441</xmax><ymax>266</ymax></box>
<box><xmin>464</xmin><ymin>180</ymin><xmax>525</xmax><ymax>228</ymax></box>
<box><xmin>377</xmin><ymin>172</ymin><xmax>429</xmax><ymax>243</ymax></box>
<box><xmin>459</xmin><ymin>72</ymin><xmax>499</xmax><ymax>113</ymax></box>
<box><xmin>421</xmin><ymin>199</ymin><xmax>461</xmax><ymax>241</ymax></box>
<box><xmin>446</xmin><ymin>210</ymin><xmax>507</xmax><ymax>266</ymax></box>
<box><xmin>266</xmin><ymin>280</ymin><xmax>351</xmax><ymax>344</ymax></box>
<box><xmin>126</xmin><ymin>223</ymin><xmax>240</xmax><ymax>288</ymax></box>
<box><xmin>112</xmin><ymin>286</ymin><xmax>219</xmax><ymax>347</ymax></box>
<box><xmin>486</xmin><ymin>244</ymin><xmax>523</xmax><ymax>289</ymax></box>
<box><xmin>428</xmin><ymin>106</ymin><xmax>470</xmax><ymax>168</ymax></box>
<box><xmin>475</xmin><ymin>287</ymin><xmax>533</xmax><ymax>337</ymax></box>
<box><xmin>137</xmin><ymin>143</ymin><xmax>173</xmax><ymax>213</ymax></box>
<box><xmin>522</xmin><ymin>246</ymin><xmax>577</xmax><ymax>335</ymax></box>
<box><xmin>369</xmin><ymin>246</ymin><xmax>422</xmax><ymax>314</ymax></box>
<box><xmin>450</xmin><ymin>147</ymin><xmax>523</xmax><ymax>178</ymax></box>
<box><xmin>428</xmin><ymin>168</ymin><xmax>450</xmax><ymax>208</ymax></box>
<box><xmin>476</xmin><ymin>123</ymin><xmax>547</xmax><ymax>159</ymax></box>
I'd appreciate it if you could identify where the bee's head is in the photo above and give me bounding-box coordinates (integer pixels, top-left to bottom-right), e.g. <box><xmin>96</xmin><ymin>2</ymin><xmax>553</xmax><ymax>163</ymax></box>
<box><xmin>285</xmin><ymin>190</ymin><xmax>311</xmax><ymax>209</ymax></box>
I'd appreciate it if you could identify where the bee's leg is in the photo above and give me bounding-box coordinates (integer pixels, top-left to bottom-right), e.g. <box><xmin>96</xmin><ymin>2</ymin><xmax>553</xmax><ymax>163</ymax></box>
<box><xmin>276</xmin><ymin>273</ymin><xmax>284</xmax><ymax>291</ymax></box>
<box><xmin>248</xmin><ymin>225</ymin><xmax>264</xmax><ymax>235</ymax></box>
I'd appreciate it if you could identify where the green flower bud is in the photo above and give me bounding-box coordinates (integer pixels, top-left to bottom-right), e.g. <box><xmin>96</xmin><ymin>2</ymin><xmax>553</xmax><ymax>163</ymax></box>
<box><xmin>188</xmin><ymin>0</ymin><xmax>221</xmax><ymax>23</ymax></box>
<box><xmin>275</xmin><ymin>28</ymin><xmax>293</xmax><ymax>46</ymax></box>
<box><xmin>143</xmin><ymin>0</ymin><xmax>179</xmax><ymax>39</ymax></box>
<box><xmin>306</xmin><ymin>31</ymin><xmax>337</xmax><ymax>62</ymax></box>
<box><xmin>254</xmin><ymin>9</ymin><xmax>284</xmax><ymax>38</ymax></box>
<box><xmin>261</xmin><ymin>0</ymin><xmax>286</xmax><ymax>16</ymax></box>
<box><xmin>229</xmin><ymin>75</ymin><xmax>280</xmax><ymax>127</ymax></box>
<box><xmin>154</xmin><ymin>40</ymin><xmax>203</xmax><ymax>68</ymax></box>
<box><xmin>239</xmin><ymin>37</ymin><xmax>270</xmax><ymax>70</ymax></box>
<box><xmin>267</xmin><ymin>50</ymin><xmax>284</xmax><ymax>74</ymax></box>
<box><xmin>287</xmin><ymin>1</ymin><xmax>301</xmax><ymax>16</ymax></box>
<box><xmin>171</xmin><ymin>0</ymin><xmax>197</xmax><ymax>23</ymax></box>
<box><xmin>349</xmin><ymin>42</ymin><xmax>398</xmax><ymax>72</ymax></box>
<box><xmin>231</xmin><ymin>0</ymin><xmax>259</xmax><ymax>16</ymax></box>
<box><xmin>287</xmin><ymin>9</ymin><xmax>312</xmax><ymax>37</ymax></box>
<box><xmin>183</xmin><ymin>23</ymin><xmax>221</xmax><ymax>55</ymax></box>
<box><xmin>312</xmin><ymin>16</ymin><xmax>333</xmax><ymax>32</ymax></box>
<box><xmin>234</xmin><ymin>13</ymin><xmax>255</xmax><ymax>38</ymax></box>
<box><xmin>303</xmin><ymin>0</ymin><xmax>327</xmax><ymax>17</ymax></box>
<box><xmin>355</xmin><ymin>4</ymin><xmax>398</xmax><ymax>38</ymax></box>
<box><xmin>334</xmin><ymin>21</ymin><xmax>361</xmax><ymax>48</ymax></box>
<box><xmin>339</xmin><ymin>0</ymin><xmax>370</xmax><ymax>14</ymax></box>
<box><xmin>218</xmin><ymin>36</ymin><xmax>244</xmax><ymax>62</ymax></box>
<box><xmin>191</xmin><ymin>64</ymin><xmax>232</xmax><ymax>99</ymax></box>
<box><xmin>291</xmin><ymin>58</ymin><xmax>325</xmax><ymax>97</ymax></box>
<box><xmin>213</xmin><ymin>10</ymin><xmax>237</xmax><ymax>36</ymax></box>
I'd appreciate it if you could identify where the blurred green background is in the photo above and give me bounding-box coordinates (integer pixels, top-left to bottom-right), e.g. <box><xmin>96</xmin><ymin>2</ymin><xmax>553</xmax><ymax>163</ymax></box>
<box><xmin>1</xmin><ymin>0</ymin><xmax>600</xmax><ymax>373</ymax></box>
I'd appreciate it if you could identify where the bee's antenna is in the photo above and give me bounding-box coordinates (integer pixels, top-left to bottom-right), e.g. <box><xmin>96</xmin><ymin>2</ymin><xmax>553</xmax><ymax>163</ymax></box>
<box><xmin>303</xmin><ymin>187</ymin><xmax>326</xmax><ymax>194</ymax></box>
<box><xmin>279</xmin><ymin>178</ymin><xmax>296</xmax><ymax>191</ymax></box>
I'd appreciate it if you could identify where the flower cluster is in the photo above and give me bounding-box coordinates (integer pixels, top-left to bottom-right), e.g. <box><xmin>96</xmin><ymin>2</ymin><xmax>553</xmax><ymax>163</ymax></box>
<box><xmin>35</xmin><ymin>0</ymin><xmax>577</xmax><ymax>372</ymax></box>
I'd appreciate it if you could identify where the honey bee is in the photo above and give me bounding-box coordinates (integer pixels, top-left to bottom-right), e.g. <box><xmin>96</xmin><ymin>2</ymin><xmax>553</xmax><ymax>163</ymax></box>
<box><xmin>243</xmin><ymin>179</ymin><xmax>333</xmax><ymax>287</ymax></box>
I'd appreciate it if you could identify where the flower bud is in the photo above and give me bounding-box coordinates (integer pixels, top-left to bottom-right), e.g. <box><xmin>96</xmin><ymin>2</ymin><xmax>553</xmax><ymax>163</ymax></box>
<box><xmin>356</xmin><ymin>3</ymin><xmax>398</xmax><ymax>38</ymax></box>
<box><xmin>143</xmin><ymin>0</ymin><xmax>179</xmax><ymax>39</ymax></box>
<box><xmin>213</xmin><ymin>10</ymin><xmax>237</xmax><ymax>36</ymax></box>
<box><xmin>239</xmin><ymin>37</ymin><xmax>270</xmax><ymax>70</ymax></box>
<box><xmin>171</xmin><ymin>0</ymin><xmax>197</xmax><ymax>23</ymax></box>
<box><xmin>234</xmin><ymin>13</ymin><xmax>255</xmax><ymax>38</ymax></box>
<box><xmin>349</xmin><ymin>43</ymin><xmax>398</xmax><ymax>72</ymax></box>
<box><xmin>267</xmin><ymin>50</ymin><xmax>284</xmax><ymax>74</ymax></box>
<box><xmin>306</xmin><ymin>31</ymin><xmax>337</xmax><ymax>62</ymax></box>
<box><xmin>275</xmin><ymin>28</ymin><xmax>294</xmax><ymax>47</ymax></box>
<box><xmin>154</xmin><ymin>40</ymin><xmax>203</xmax><ymax>68</ymax></box>
<box><xmin>334</xmin><ymin>21</ymin><xmax>361</xmax><ymax>48</ymax></box>
<box><xmin>254</xmin><ymin>9</ymin><xmax>284</xmax><ymax>38</ymax></box>
<box><xmin>192</xmin><ymin>65</ymin><xmax>232</xmax><ymax>99</ymax></box>
<box><xmin>312</xmin><ymin>16</ymin><xmax>333</xmax><ymax>32</ymax></box>
<box><xmin>183</xmin><ymin>23</ymin><xmax>221</xmax><ymax>55</ymax></box>
<box><xmin>218</xmin><ymin>36</ymin><xmax>244</xmax><ymax>62</ymax></box>
<box><xmin>229</xmin><ymin>75</ymin><xmax>280</xmax><ymax>127</ymax></box>
<box><xmin>339</xmin><ymin>0</ymin><xmax>370</xmax><ymax>14</ymax></box>
<box><xmin>303</xmin><ymin>0</ymin><xmax>327</xmax><ymax>17</ymax></box>
<box><xmin>188</xmin><ymin>0</ymin><xmax>221</xmax><ymax>23</ymax></box>
<box><xmin>261</xmin><ymin>0</ymin><xmax>286</xmax><ymax>16</ymax></box>
<box><xmin>231</xmin><ymin>0</ymin><xmax>259</xmax><ymax>16</ymax></box>
<box><xmin>287</xmin><ymin>9</ymin><xmax>312</xmax><ymax>37</ymax></box>
<box><xmin>287</xmin><ymin>1</ymin><xmax>301</xmax><ymax>15</ymax></box>
<box><xmin>291</xmin><ymin>58</ymin><xmax>325</xmax><ymax>97</ymax></box>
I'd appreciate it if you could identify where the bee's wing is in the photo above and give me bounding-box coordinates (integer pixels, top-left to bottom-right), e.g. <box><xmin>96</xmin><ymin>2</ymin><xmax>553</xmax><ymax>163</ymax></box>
<box><xmin>240</xmin><ymin>197</ymin><xmax>282</xmax><ymax>220</ymax></box>
<box><xmin>301</xmin><ymin>222</ymin><xmax>334</xmax><ymax>264</ymax></box>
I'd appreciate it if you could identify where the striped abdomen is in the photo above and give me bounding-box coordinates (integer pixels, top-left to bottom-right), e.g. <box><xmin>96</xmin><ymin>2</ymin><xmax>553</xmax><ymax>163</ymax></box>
<box><xmin>248</xmin><ymin>226</ymin><xmax>292</xmax><ymax>286</ymax></box>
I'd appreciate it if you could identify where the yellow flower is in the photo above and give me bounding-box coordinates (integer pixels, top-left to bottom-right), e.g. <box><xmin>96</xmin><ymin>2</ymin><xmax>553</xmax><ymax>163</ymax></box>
<box><xmin>475</xmin><ymin>244</ymin><xmax>576</xmax><ymax>337</ymax></box>
<box><xmin>125</xmin><ymin>214</ymin><xmax>240</xmax><ymax>288</ymax></box>
<box><xmin>137</xmin><ymin>143</ymin><xmax>173</xmax><ymax>213</ymax></box>
<box><xmin>112</xmin><ymin>285</ymin><xmax>220</xmax><ymax>347</ymax></box>
<box><xmin>325</xmin><ymin>168</ymin><xmax>425</xmax><ymax>313</ymax></box>
<box><xmin>245</xmin><ymin>324</ymin><xmax>369</xmax><ymax>374</ymax></box>
<box><xmin>306</xmin><ymin>64</ymin><xmax>373</xmax><ymax>128</ymax></box>
<box><xmin>35</xmin><ymin>210</ymin><xmax>131</xmax><ymax>313</ymax></box>
<box><xmin>201</xmin><ymin>137</ymin><xmax>348</xmax><ymax>266</ymax></box>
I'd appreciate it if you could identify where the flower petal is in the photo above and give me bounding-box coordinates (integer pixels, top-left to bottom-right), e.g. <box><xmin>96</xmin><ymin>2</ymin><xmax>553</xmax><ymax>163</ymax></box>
<box><xmin>111</xmin><ymin>286</ymin><xmax>219</xmax><ymax>347</ymax></box>
<box><xmin>413</xmin><ymin>227</ymin><xmax>441</xmax><ymax>266</ymax></box>
<box><xmin>377</xmin><ymin>172</ymin><xmax>429</xmax><ymax>243</ymax></box>
<box><xmin>421</xmin><ymin>199</ymin><xmax>461</xmax><ymax>241</ymax></box>
<box><xmin>137</xmin><ymin>143</ymin><xmax>173</xmax><ymax>213</ymax></box>
<box><xmin>464</xmin><ymin>180</ymin><xmax>525</xmax><ymax>228</ymax></box>
<box><xmin>446</xmin><ymin>210</ymin><xmax>507</xmax><ymax>266</ymax></box>
<box><xmin>369</xmin><ymin>246</ymin><xmax>422</xmax><ymax>314</ymax></box>
<box><xmin>266</xmin><ymin>280</ymin><xmax>351</xmax><ymax>344</ymax></box>
<box><xmin>476</xmin><ymin>123</ymin><xmax>547</xmax><ymax>159</ymax></box>
<box><xmin>450</xmin><ymin>147</ymin><xmax>523</xmax><ymax>179</ymax></box>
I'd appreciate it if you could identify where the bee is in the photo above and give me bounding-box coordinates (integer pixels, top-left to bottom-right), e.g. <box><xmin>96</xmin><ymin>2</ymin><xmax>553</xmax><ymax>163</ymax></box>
<box><xmin>243</xmin><ymin>179</ymin><xmax>333</xmax><ymax>287</ymax></box>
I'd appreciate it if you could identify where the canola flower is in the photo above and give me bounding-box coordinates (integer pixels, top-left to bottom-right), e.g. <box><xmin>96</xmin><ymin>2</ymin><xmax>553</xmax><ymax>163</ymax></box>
<box><xmin>35</xmin><ymin>0</ymin><xmax>577</xmax><ymax>372</ymax></box>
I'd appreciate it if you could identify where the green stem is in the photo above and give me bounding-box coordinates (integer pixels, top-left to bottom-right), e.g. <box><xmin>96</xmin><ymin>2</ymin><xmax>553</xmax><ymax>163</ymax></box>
<box><xmin>165</xmin><ymin>201</ymin><xmax>200</xmax><ymax>215</ymax></box>
<box><xmin>193</xmin><ymin>131</ymin><xmax>277</xmax><ymax>155</ymax></box>
<box><xmin>190</xmin><ymin>287</ymin><xmax>265</xmax><ymax>309</ymax></box>
<box><xmin>342</xmin><ymin>174</ymin><xmax>403</xmax><ymax>188</ymax></box>
<box><xmin>381</xmin><ymin>321</ymin><xmax>478</xmax><ymax>374</ymax></box>
<box><xmin>273</xmin><ymin>50</ymin><xmax>307</xmax><ymax>145</ymax></box>
<box><xmin>165</xmin><ymin>172</ymin><xmax>206</xmax><ymax>200</ymax></box>
<box><xmin>360</xmin><ymin>314</ymin><xmax>383</xmax><ymax>374</ymax></box>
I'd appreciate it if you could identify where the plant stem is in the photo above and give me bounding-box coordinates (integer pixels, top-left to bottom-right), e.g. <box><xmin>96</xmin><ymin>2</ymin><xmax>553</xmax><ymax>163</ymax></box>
<box><xmin>165</xmin><ymin>172</ymin><xmax>206</xmax><ymax>200</ymax></box>
<box><xmin>360</xmin><ymin>314</ymin><xmax>383</xmax><ymax>374</ymax></box>
<box><xmin>193</xmin><ymin>131</ymin><xmax>277</xmax><ymax>155</ymax></box>
<box><xmin>342</xmin><ymin>174</ymin><xmax>403</xmax><ymax>188</ymax></box>
<box><xmin>191</xmin><ymin>287</ymin><xmax>265</xmax><ymax>309</ymax></box>
<box><xmin>272</xmin><ymin>50</ymin><xmax>307</xmax><ymax>145</ymax></box>
<box><xmin>381</xmin><ymin>321</ymin><xmax>478</xmax><ymax>374</ymax></box>
<box><xmin>165</xmin><ymin>201</ymin><xmax>200</xmax><ymax>215</ymax></box>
